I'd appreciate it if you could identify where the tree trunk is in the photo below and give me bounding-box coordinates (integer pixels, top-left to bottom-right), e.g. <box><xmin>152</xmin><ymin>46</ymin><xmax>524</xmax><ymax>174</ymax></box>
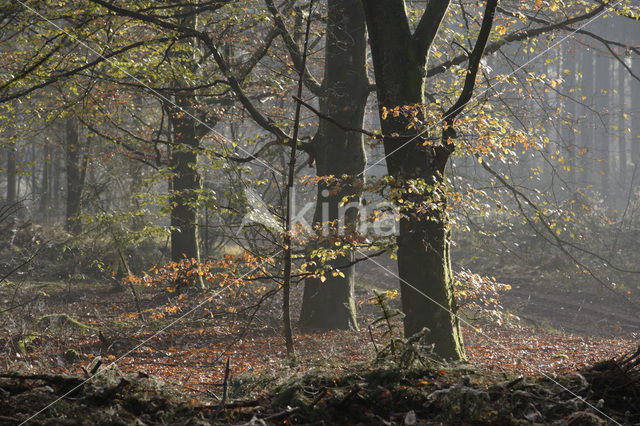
<box><xmin>363</xmin><ymin>0</ymin><xmax>465</xmax><ymax>360</ymax></box>
<box><xmin>169</xmin><ymin>94</ymin><xmax>201</xmax><ymax>263</ymax></box>
<box><xmin>65</xmin><ymin>118</ymin><xmax>85</xmax><ymax>234</ymax></box>
<box><xmin>299</xmin><ymin>0</ymin><xmax>368</xmax><ymax>330</ymax></box>
<box><xmin>52</xmin><ymin>145</ymin><xmax>61</xmax><ymax>222</ymax></box>
<box><xmin>167</xmin><ymin>4</ymin><xmax>202</xmax><ymax>268</ymax></box>
<box><xmin>6</xmin><ymin>144</ymin><xmax>16</xmax><ymax>204</ymax></box>
<box><xmin>41</xmin><ymin>145</ymin><xmax>51</xmax><ymax>224</ymax></box>
<box><xmin>30</xmin><ymin>142</ymin><xmax>37</xmax><ymax>203</ymax></box>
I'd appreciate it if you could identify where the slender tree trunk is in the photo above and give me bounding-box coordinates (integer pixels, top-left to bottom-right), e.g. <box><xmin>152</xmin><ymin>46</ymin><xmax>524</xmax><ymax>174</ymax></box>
<box><xmin>41</xmin><ymin>145</ymin><xmax>51</xmax><ymax>224</ymax></box>
<box><xmin>6</xmin><ymin>144</ymin><xmax>16</xmax><ymax>204</ymax></box>
<box><xmin>616</xmin><ymin>57</ymin><xmax>627</xmax><ymax>207</ymax></box>
<box><xmin>299</xmin><ymin>0</ymin><xmax>368</xmax><ymax>330</ymax></box>
<box><xmin>30</xmin><ymin>142</ymin><xmax>37</xmax><ymax>203</ymax></box>
<box><xmin>52</xmin><ymin>146</ymin><xmax>61</xmax><ymax>222</ymax></box>
<box><xmin>129</xmin><ymin>157</ymin><xmax>145</xmax><ymax>232</ymax></box>
<box><xmin>633</xmin><ymin>54</ymin><xmax>640</xmax><ymax>184</ymax></box>
<box><xmin>65</xmin><ymin>118</ymin><xmax>85</xmax><ymax>234</ymax></box>
<box><xmin>596</xmin><ymin>52</ymin><xmax>609</xmax><ymax>198</ymax></box>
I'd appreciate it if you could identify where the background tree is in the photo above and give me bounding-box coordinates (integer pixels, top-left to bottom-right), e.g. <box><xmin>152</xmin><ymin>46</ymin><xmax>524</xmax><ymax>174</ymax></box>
<box><xmin>294</xmin><ymin>0</ymin><xmax>368</xmax><ymax>330</ymax></box>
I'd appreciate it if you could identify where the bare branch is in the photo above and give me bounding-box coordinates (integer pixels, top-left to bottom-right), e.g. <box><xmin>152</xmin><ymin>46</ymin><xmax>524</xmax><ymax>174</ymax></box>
<box><xmin>413</xmin><ymin>0</ymin><xmax>452</xmax><ymax>58</ymax></box>
<box><xmin>264</xmin><ymin>0</ymin><xmax>323</xmax><ymax>94</ymax></box>
<box><xmin>293</xmin><ymin>96</ymin><xmax>381</xmax><ymax>139</ymax></box>
<box><xmin>427</xmin><ymin>3</ymin><xmax>606</xmax><ymax>77</ymax></box>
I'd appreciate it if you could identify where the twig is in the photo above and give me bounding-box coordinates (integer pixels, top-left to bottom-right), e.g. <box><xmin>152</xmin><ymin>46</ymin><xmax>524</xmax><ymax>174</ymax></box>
<box><xmin>90</xmin><ymin>359</ymin><xmax>103</xmax><ymax>376</ymax></box>
<box><xmin>309</xmin><ymin>387</ymin><xmax>328</xmax><ymax>408</ymax></box>
<box><xmin>293</xmin><ymin>96</ymin><xmax>381</xmax><ymax>139</ymax></box>
<box><xmin>337</xmin><ymin>384</ymin><xmax>362</xmax><ymax>408</ymax></box>
<box><xmin>0</xmin><ymin>243</ymin><xmax>45</xmax><ymax>285</ymax></box>
<box><xmin>280</xmin><ymin>0</ymin><xmax>315</xmax><ymax>360</ymax></box>
<box><xmin>368</xmin><ymin>324</ymin><xmax>379</xmax><ymax>354</ymax></box>
<box><xmin>479</xmin><ymin>158</ymin><xmax>640</xmax><ymax>315</ymax></box>
<box><xmin>263</xmin><ymin>406</ymin><xmax>301</xmax><ymax>421</ymax></box>
<box><xmin>0</xmin><ymin>294</ymin><xmax>42</xmax><ymax>315</ymax></box>
<box><xmin>219</xmin><ymin>356</ymin><xmax>231</xmax><ymax>408</ymax></box>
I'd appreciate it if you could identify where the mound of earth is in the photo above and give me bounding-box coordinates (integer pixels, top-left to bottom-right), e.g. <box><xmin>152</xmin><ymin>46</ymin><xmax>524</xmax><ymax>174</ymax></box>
<box><xmin>1</xmin><ymin>347</ymin><xmax>638</xmax><ymax>425</ymax></box>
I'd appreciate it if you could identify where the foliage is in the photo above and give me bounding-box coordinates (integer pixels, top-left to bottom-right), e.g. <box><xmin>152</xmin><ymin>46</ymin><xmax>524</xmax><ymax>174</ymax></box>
<box><xmin>454</xmin><ymin>269</ymin><xmax>516</xmax><ymax>325</ymax></box>
<box><xmin>1</xmin><ymin>0</ymin><xmax>640</xmax><ymax>421</ymax></box>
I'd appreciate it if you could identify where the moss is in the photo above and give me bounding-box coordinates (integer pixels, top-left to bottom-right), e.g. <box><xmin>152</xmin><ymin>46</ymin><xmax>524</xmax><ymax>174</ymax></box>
<box><xmin>230</xmin><ymin>370</ymin><xmax>279</xmax><ymax>399</ymax></box>
<box><xmin>37</xmin><ymin>314</ymin><xmax>94</xmax><ymax>333</ymax></box>
<box><xmin>64</xmin><ymin>349</ymin><xmax>79</xmax><ymax>363</ymax></box>
<box><xmin>15</xmin><ymin>332</ymin><xmax>39</xmax><ymax>355</ymax></box>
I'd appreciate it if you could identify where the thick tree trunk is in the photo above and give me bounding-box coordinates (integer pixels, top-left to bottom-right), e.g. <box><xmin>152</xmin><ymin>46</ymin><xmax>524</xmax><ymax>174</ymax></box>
<box><xmin>299</xmin><ymin>0</ymin><xmax>368</xmax><ymax>330</ymax></box>
<box><xmin>65</xmin><ymin>118</ymin><xmax>85</xmax><ymax>234</ymax></box>
<box><xmin>167</xmin><ymin>4</ymin><xmax>202</xmax><ymax>268</ymax></box>
<box><xmin>169</xmin><ymin>94</ymin><xmax>201</xmax><ymax>263</ymax></box>
<box><xmin>363</xmin><ymin>0</ymin><xmax>465</xmax><ymax>360</ymax></box>
<box><xmin>384</xmin><ymin>131</ymin><xmax>465</xmax><ymax>360</ymax></box>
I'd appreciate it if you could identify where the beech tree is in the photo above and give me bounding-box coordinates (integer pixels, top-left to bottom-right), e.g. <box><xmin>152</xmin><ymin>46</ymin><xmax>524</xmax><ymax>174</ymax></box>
<box><xmin>294</xmin><ymin>0</ymin><xmax>368</xmax><ymax>330</ymax></box>
<box><xmin>361</xmin><ymin>0</ymin><xmax>499</xmax><ymax>359</ymax></box>
<box><xmin>2</xmin><ymin>0</ymin><xmax>638</xmax><ymax>362</ymax></box>
<box><xmin>165</xmin><ymin>5</ymin><xmax>202</xmax><ymax>263</ymax></box>
<box><xmin>64</xmin><ymin>117</ymin><xmax>87</xmax><ymax>234</ymax></box>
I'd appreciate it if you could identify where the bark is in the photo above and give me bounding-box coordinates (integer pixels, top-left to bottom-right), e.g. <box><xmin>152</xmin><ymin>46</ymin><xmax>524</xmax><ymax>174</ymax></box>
<box><xmin>65</xmin><ymin>118</ymin><xmax>86</xmax><ymax>234</ymax></box>
<box><xmin>40</xmin><ymin>145</ymin><xmax>51</xmax><ymax>224</ymax></box>
<box><xmin>299</xmin><ymin>0</ymin><xmax>368</xmax><ymax>330</ymax></box>
<box><xmin>362</xmin><ymin>0</ymin><xmax>463</xmax><ymax>360</ymax></box>
<box><xmin>282</xmin><ymin>3</ymin><xmax>313</xmax><ymax>358</ymax></box>
<box><xmin>363</xmin><ymin>0</ymin><xmax>497</xmax><ymax>360</ymax></box>
<box><xmin>169</xmin><ymin>94</ymin><xmax>201</xmax><ymax>263</ymax></box>
<box><xmin>167</xmin><ymin>4</ymin><xmax>202</xmax><ymax>268</ymax></box>
<box><xmin>52</xmin><ymin>145</ymin><xmax>61</xmax><ymax>219</ymax></box>
<box><xmin>30</xmin><ymin>142</ymin><xmax>37</xmax><ymax>203</ymax></box>
<box><xmin>6</xmin><ymin>145</ymin><xmax>16</xmax><ymax>204</ymax></box>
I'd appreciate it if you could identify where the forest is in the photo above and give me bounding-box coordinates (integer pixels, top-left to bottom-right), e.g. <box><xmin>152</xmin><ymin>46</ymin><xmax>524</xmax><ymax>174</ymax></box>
<box><xmin>0</xmin><ymin>0</ymin><xmax>639</xmax><ymax>424</ymax></box>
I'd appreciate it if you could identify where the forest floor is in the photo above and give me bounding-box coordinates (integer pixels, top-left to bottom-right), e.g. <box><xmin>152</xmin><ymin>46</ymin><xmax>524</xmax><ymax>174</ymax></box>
<box><xmin>0</xmin><ymin>264</ymin><xmax>639</xmax><ymax>424</ymax></box>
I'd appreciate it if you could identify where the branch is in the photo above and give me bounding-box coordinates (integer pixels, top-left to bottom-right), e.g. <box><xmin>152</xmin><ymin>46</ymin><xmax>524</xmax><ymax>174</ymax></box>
<box><xmin>427</xmin><ymin>3</ymin><xmax>606</xmax><ymax>78</ymax></box>
<box><xmin>433</xmin><ymin>0</ymin><xmax>498</xmax><ymax>173</ymax></box>
<box><xmin>0</xmin><ymin>37</ymin><xmax>172</xmax><ymax>103</ymax></box>
<box><xmin>498</xmin><ymin>5</ymin><xmax>640</xmax><ymax>82</ymax></box>
<box><xmin>479</xmin><ymin>158</ymin><xmax>640</xmax><ymax>288</ymax></box>
<box><xmin>0</xmin><ymin>244</ymin><xmax>44</xmax><ymax>285</ymax></box>
<box><xmin>412</xmin><ymin>0</ymin><xmax>452</xmax><ymax>57</ymax></box>
<box><xmin>88</xmin><ymin>0</ymin><xmax>310</xmax><ymax>154</ymax></box>
<box><xmin>444</xmin><ymin>0</ymin><xmax>497</xmax><ymax>122</ymax></box>
<box><xmin>293</xmin><ymin>96</ymin><xmax>381</xmax><ymax>139</ymax></box>
<box><xmin>0</xmin><ymin>33</ymin><xmax>66</xmax><ymax>92</ymax></box>
<box><xmin>80</xmin><ymin>119</ymin><xmax>163</xmax><ymax>170</ymax></box>
<box><xmin>264</xmin><ymin>0</ymin><xmax>323</xmax><ymax>94</ymax></box>
<box><xmin>362</xmin><ymin>0</ymin><xmax>414</xmax><ymax>75</ymax></box>
<box><xmin>237</xmin><ymin>27</ymin><xmax>279</xmax><ymax>81</ymax></box>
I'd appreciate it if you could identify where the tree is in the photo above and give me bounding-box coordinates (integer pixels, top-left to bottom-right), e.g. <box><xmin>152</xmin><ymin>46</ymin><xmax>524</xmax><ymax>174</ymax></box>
<box><xmin>165</xmin><ymin>5</ymin><xmax>202</xmax><ymax>264</ymax></box>
<box><xmin>297</xmin><ymin>0</ymin><xmax>368</xmax><ymax>330</ymax></box>
<box><xmin>5</xmin><ymin>142</ymin><xmax>16</xmax><ymax>205</ymax></box>
<box><xmin>362</xmin><ymin>0</ymin><xmax>499</xmax><ymax>359</ymax></box>
<box><xmin>64</xmin><ymin>117</ymin><xmax>87</xmax><ymax>234</ymax></box>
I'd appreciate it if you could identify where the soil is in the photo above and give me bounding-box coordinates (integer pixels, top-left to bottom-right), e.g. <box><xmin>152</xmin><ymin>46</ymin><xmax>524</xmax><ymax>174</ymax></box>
<box><xmin>1</xmin><ymin>246</ymin><xmax>639</xmax><ymax>424</ymax></box>
<box><xmin>354</xmin><ymin>254</ymin><xmax>640</xmax><ymax>337</ymax></box>
<box><xmin>1</xmin><ymin>349</ymin><xmax>639</xmax><ymax>425</ymax></box>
